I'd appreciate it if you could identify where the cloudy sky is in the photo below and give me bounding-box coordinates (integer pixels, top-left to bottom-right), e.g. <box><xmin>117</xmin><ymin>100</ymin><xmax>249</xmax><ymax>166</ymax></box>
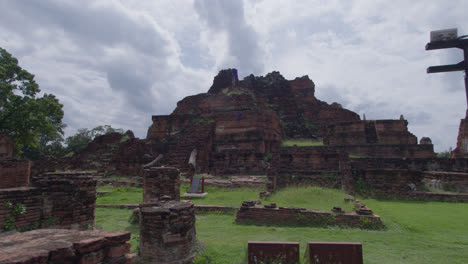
<box><xmin>1</xmin><ymin>0</ymin><xmax>466</xmax><ymax>152</ymax></box>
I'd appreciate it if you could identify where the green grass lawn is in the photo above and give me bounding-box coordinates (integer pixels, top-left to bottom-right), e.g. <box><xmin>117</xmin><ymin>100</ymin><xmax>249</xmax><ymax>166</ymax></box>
<box><xmin>97</xmin><ymin>185</ymin><xmax>352</xmax><ymax>211</ymax></box>
<box><xmin>95</xmin><ymin>186</ymin><xmax>468</xmax><ymax>263</ymax></box>
<box><xmin>96</xmin><ymin>186</ymin><xmax>142</xmax><ymax>204</ymax></box>
<box><xmin>281</xmin><ymin>139</ymin><xmax>324</xmax><ymax>147</ymax></box>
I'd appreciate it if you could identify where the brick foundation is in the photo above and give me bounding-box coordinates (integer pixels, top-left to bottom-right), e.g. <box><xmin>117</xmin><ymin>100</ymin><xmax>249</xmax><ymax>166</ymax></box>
<box><xmin>0</xmin><ymin>229</ymin><xmax>131</xmax><ymax>263</ymax></box>
<box><xmin>0</xmin><ymin>158</ymin><xmax>30</xmax><ymax>189</ymax></box>
<box><xmin>235</xmin><ymin>202</ymin><xmax>384</xmax><ymax>229</ymax></box>
<box><xmin>139</xmin><ymin>200</ymin><xmax>196</xmax><ymax>263</ymax></box>
<box><xmin>32</xmin><ymin>172</ymin><xmax>97</xmax><ymax>230</ymax></box>
<box><xmin>143</xmin><ymin>167</ymin><xmax>180</xmax><ymax>202</ymax></box>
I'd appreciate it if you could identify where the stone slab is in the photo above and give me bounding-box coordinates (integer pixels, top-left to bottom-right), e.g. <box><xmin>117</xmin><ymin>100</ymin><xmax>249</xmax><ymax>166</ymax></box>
<box><xmin>248</xmin><ymin>241</ymin><xmax>300</xmax><ymax>264</ymax></box>
<box><xmin>182</xmin><ymin>192</ymin><xmax>208</xmax><ymax>198</ymax></box>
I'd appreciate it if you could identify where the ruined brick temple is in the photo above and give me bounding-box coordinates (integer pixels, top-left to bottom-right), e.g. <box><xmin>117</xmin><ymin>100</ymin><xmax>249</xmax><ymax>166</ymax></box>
<box><xmin>27</xmin><ymin>69</ymin><xmax>468</xmax><ymax>200</ymax></box>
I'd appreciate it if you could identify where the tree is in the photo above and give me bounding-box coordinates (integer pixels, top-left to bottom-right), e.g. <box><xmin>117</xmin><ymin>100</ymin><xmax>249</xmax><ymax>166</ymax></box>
<box><xmin>0</xmin><ymin>47</ymin><xmax>65</xmax><ymax>155</ymax></box>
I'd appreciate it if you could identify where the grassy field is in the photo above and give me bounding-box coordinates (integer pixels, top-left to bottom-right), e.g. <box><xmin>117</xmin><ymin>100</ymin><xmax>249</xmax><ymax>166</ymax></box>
<box><xmin>281</xmin><ymin>139</ymin><xmax>324</xmax><ymax>147</ymax></box>
<box><xmin>97</xmin><ymin>185</ymin><xmax>354</xmax><ymax>211</ymax></box>
<box><xmin>94</xmin><ymin>186</ymin><xmax>468</xmax><ymax>263</ymax></box>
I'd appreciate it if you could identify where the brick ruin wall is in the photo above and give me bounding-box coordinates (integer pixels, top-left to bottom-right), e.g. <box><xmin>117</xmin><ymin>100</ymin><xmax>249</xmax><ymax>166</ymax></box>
<box><xmin>0</xmin><ymin>187</ymin><xmax>41</xmax><ymax>231</ymax></box>
<box><xmin>0</xmin><ymin>229</ymin><xmax>132</xmax><ymax>264</ymax></box>
<box><xmin>139</xmin><ymin>200</ymin><xmax>196</xmax><ymax>264</ymax></box>
<box><xmin>30</xmin><ymin>132</ymin><xmax>155</xmax><ymax>177</ymax></box>
<box><xmin>143</xmin><ymin>167</ymin><xmax>180</xmax><ymax>202</ymax></box>
<box><xmin>0</xmin><ymin>159</ymin><xmax>30</xmax><ymax>189</ymax></box>
<box><xmin>210</xmin><ymin>151</ymin><xmax>267</xmax><ymax>175</ymax></box>
<box><xmin>422</xmin><ymin>171</ymin><xmax>468</xmax><ymax>193</ymax></box>
<box><xmin>32</xmin><ymin>172</ymin><xmax>97</xmax><ymax>230</ymax></box>
<box><xmin>351</xmin><ymin>169</ymin><xmax>423</xmax><ymax>197</ymax></box>
<box><xmin>350</xmin><ymin>169</ymin><xmax>468</xmax><ymax>201</ymax></box>
<box><xmin>351</xmin><ymin>157</ymin><xmax>468</xmax><ymax>172</ymax></box>
<box><xmin>324</xmin><ymin>120</ymin><xmax>417</xmax><ymax>146</ymax></box>
<box><xmin>268</xmin><ymin>146</ymin><xmax>350</xmax><ymax>190</ymax></box>
<box><xmin>235</xmin><ymin>204</ymin><xmax>384</xmax><ymax>229</ymax></box>
<box><xmin>0</xmin><ymin>171</ymin><xmax>97</xmax><ymax>232</ymax></box>
<box><xmin>268</xmin><ymin>146</ymin><xmax>468</xmax><ymax>200</ymax></box>
<box><xmin>329</xmin><ymin>144</ymin><xmax>435</xmax><ymax>158</ymax></box>
<box><xmin>451</xmin><ymin>110</ymin><xmax>468</xmax><ymax>158</ymax></box>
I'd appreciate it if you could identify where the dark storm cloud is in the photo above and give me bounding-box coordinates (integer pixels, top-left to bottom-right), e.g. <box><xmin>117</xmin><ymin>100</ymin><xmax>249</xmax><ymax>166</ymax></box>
<box><xmin>194</xmin><ymin>0</ymin><xmax>264</xmax><ymax>76</ymax></box>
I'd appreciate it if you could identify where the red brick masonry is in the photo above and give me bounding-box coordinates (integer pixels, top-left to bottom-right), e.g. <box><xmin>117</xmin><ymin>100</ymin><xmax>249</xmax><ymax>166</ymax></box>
<box><xmin>304</xmin><ymin>242</ymin><xmax>363</xmax><ymax>264</ymax></box>
<box><xmin>0</xmin><ymin>187</ymin><xmax>41</xmax><ymax>230</ymax></box>
<box><xmin>0</xmin><ymin>159</ymin><xmax>30</xmax><ymax>189</ymax></box>
<box><xmin>32</xmin><ymin>172</ymin><xmax>97</xmax><ymax>230</ymax></box>
<box><xmin>0</xmin><ymin>229</ymin><xmax>131</xmax><ymax>264</ymax></box>
<box><xmin>143</xmin><ymin>167</ymin><xmax>180</xmax><ymax>202</ymax></box>
<box><xmin>235</xmin><ymin>203</ymin><xmax>384</xmax><ymax>229</ymax></box>
<box><xmin>248</xmin><ymin>241</ymin><xmax>299</xmax><ymax>264</ymax></box>
<box><xmin>139</xmin><ymin>200</ymin><xmax>196</xmax><ymax>264</ymax></box>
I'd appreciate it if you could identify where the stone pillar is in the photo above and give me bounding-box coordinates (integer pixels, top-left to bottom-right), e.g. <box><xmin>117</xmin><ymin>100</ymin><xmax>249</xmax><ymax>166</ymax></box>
<box><xmin>143</xmin><ymin>167</ymin><xmax>180</xmax><ymax>202</ymax></box>
<box><xmin>139</xmin><ymin>200</ymin><xmax>196</xmax><ymax>264</ymax></box>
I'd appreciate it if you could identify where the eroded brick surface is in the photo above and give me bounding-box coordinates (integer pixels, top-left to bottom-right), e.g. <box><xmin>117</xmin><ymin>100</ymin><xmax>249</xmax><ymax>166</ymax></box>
<box><xmin>0</xmin><ymin>229</ymin><xmax>131</xmax><ymax>264</ymax></box>
<box><xmin>139</xmin><ymin>200</ymin><xmax>196</xmax><ymax>263</ymax></box>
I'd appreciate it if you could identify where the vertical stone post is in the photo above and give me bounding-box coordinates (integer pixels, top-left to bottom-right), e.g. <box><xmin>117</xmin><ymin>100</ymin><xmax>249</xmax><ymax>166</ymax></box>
<box><xmin>143</xmin><ymin>167</ymin><xmax>180</xmax><ymax>202</ymax></box>
<box><xmin>139</xmin><ymin>200</ymin><xmax>196</xmax><ymax>264</ymax></box>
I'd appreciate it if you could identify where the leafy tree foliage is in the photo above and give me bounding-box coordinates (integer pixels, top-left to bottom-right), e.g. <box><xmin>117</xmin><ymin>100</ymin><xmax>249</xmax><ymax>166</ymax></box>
<box><xmin>0</xmin><ymin>47</ymin><xmax>64</xmax><ymax>155</ymax></box>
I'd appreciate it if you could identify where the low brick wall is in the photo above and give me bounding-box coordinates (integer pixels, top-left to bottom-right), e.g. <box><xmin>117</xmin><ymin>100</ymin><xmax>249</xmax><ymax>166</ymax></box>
<box><xmin>143</xmin><ymin>167</ymin><xmax>180</xmax><ymax>202</ymax></box>
<box><xmin>0</xmin><ymin>158</ymin><xmax>30</xmax><ymax>189</ymax></box>
<box><xmin>351</xmin><ymin>157</ymin><xmax>468</xmax><ymax>173</ymax></box>
<box><xmin>235</xmin><ymin>203</ymin><xmax>384</xmax><ymax>229</ymax></box>
<box><xmin>409</xmin><ymin>192</ymin><xmax>468</xmax><ymax>202</ymax></box>
<box><xmin>353</xmin><ymin>169</ymin><xmax>424</xmax><ymax>197</ymax></box>
<box><xmin>422</xmin><ymin>171</ymin><xmax>468</xmax><ymax>193</ymax></box>
<box><xmin>0</xmin><ymin>187</ymin><xmax>41</xmax><ymax>231</ymax></box>
<box><xmin>139</xmin><ymin>200</ymin><xmax>196</xmax><ymax>263</ymax></box>
<box><xmin>32</xmin><ymin>172</ymin><xmax>97</xmax><ymax>230</ymax></box>
<box><xmin>333</xmin><ymin>144</ymin><xmax>435</xmax><ymax>158</ymax></box>
<box><xmin>0</xmin><ymin>229</ymin><xmax>131</xmax><ymax>263</ymax></box>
